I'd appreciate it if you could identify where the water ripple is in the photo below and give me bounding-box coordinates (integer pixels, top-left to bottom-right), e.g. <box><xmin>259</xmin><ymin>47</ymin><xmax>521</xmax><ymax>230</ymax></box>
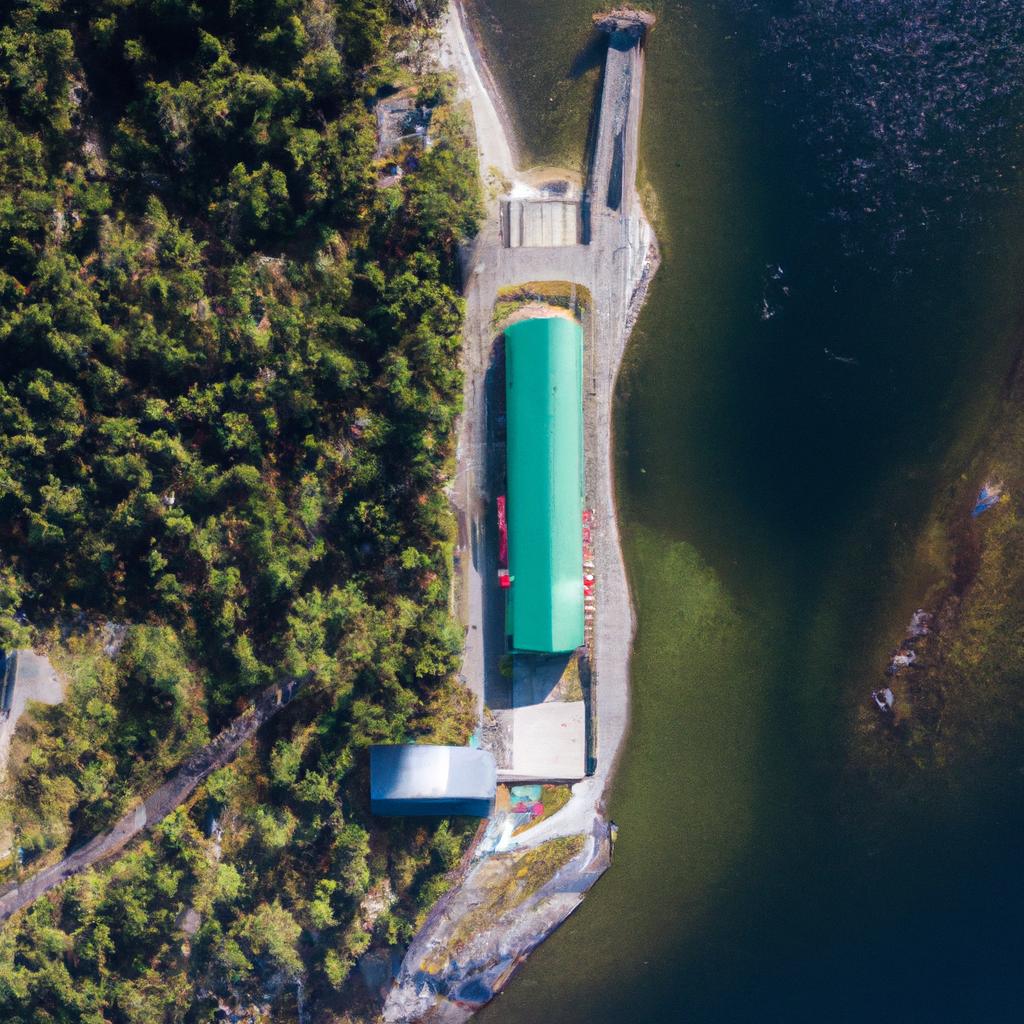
<box><xmin>737</xmin><ymin>0</ymin><xmax>1024</xmax><ymax>255</ymax></box>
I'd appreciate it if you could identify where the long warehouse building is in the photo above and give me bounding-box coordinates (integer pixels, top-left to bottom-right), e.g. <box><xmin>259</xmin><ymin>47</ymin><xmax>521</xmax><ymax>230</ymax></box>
<box><xmin>505</xmin><ymin>315</ymin><xmax>585</xmax><ymax>653</ymax></box>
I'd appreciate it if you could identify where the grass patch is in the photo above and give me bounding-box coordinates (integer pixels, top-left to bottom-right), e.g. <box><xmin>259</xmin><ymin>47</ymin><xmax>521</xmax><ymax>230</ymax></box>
<box><xmin>492</xmin><ymin>281</ymin><xmax>591</xmax><ymax>329</ymax></box>
<box><xmin>512</xmin><ymin>785</ymin><xmax>572</xmax><ymax>836</ymax></box>
<box><xmin>555</xmin><ymin>654</ymin><xmax>584</xmax><ymax>702</ymax></box>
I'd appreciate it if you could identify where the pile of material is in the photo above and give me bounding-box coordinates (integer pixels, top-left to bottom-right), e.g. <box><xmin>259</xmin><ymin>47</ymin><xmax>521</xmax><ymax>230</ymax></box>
<box><xmin>971</xmin><ymin>479</ymin><xmax>1004</xmax><ymax>517</ymax></box>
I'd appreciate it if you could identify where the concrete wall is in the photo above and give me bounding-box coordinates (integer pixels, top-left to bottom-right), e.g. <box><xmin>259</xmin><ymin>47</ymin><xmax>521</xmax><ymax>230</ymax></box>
<box><xmin>501</xmin><ymin>198</ymin><xmax>581</xmax><ymax>248</ymax></box>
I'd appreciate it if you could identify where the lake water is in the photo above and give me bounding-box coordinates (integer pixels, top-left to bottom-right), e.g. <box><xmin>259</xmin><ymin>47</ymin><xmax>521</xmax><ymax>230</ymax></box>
<box><xmin>468</xmin><ymin>2</ymin><xmax>1024</xmax><ymax>1020</ymax></box>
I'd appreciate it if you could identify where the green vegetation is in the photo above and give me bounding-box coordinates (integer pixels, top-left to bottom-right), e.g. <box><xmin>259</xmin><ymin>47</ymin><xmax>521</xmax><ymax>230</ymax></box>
<box><xmin>0</xmin><ymin>0</ymin><xmax>482</xmax><ymax>1019</ymax></box>
<box><xmin>554</xmin><ymin>652</ymin><xmax>584</xmax><ymax>702</ymax></box>
<box><xmin>8</xmin><ymin>627</ymin><xmax>208</xmax><ymax>856</ymax></box>
<box><xmin>492</xmin><ymin>280</ymin><xmax>589</xmax><ymax>328</ymax></box>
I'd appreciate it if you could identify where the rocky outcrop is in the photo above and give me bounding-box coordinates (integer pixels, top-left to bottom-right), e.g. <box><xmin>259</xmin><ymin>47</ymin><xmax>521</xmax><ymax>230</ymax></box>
<box><xmin>592</xmin><ymin>8</ymin><xmax>656</xmax><ymax>36</ymax></box>
<box><xmin>382</xmin><ymin>825</ymin><xmax>612</xmax><ymax>1023</ymax></box>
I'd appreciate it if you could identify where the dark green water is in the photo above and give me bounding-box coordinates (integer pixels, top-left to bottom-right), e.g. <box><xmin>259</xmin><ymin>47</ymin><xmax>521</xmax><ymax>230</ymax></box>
<box><xmin>469</xmin><ymin>2</ymin><xmax>1024</xmax><ymax>1021</ymax></box>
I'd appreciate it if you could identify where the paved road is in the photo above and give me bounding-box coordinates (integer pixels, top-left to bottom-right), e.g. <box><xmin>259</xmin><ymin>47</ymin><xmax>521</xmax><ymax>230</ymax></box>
<box><xmin>439</xmin><ymin>0</ymin><xmax>517</xmax><ymax>183</ymax></box>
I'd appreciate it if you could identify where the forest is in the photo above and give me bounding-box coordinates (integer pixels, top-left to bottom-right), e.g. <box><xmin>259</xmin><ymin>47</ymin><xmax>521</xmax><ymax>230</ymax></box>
<box><xmin>0</xmin><ymin>0</ymin><xmax>481</xmax><ymax>1020</ymax></box>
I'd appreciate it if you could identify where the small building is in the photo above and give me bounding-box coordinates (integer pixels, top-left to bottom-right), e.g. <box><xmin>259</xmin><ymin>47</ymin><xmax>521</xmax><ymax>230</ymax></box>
<box><xmin>370</xmin><ymin>745</ymin><xmax>497</xmax><ymax>817</ymax></box>
<box><xmin>505</xmin><ymin>316</ymin><xmax>585</xmax><ymax>653</ymax></box>
<box><xmin>373</xmin><ymin>91</ymin><xmax>432</xmax><ymax>160</ymax></box>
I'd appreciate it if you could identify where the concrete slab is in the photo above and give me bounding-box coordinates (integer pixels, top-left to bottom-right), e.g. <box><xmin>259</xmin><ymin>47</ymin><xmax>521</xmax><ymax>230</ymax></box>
<box><xmin>502</xmin><ymin>199</ymin><xmax>581</xmax><ymax>247</ymax></box>
<box><xmin>496</xmin><ymin>701</ymin><xmax>586</xmax><ymax>781</ymax></box>
<box><xmin>6</xmin><ymin>651</ymin><xmax>63</xmax><ymax>708</ymax></box>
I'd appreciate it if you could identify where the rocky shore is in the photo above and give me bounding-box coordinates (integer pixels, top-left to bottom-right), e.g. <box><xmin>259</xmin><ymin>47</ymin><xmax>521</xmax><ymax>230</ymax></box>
<box><xmin>862</xmin><ymin>355</ymin><xmax>1024</xmax><ymax>771</ymax></box>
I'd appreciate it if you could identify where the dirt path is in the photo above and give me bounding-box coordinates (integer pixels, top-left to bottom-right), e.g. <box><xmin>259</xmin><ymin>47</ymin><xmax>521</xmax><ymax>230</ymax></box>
<box><xmin>438</xmin><ymin>0</ymin><xmax>517</xmax><ymax>185</ymax></box>
<box><xmin>0</xmin><ymin>677</ymin><xmax>302</xmax><ymax>925</ymax></box>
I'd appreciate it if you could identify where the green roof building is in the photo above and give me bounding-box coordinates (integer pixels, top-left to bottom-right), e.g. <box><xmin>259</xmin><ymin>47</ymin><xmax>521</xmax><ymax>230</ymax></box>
<box><xmin>505</xmin><ymin>316</ymin><xmax>585</xmax><ymax>653</ymax></box>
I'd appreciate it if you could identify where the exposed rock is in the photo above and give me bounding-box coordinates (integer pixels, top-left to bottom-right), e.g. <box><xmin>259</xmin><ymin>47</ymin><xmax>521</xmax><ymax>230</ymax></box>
<box><xmin>906</xmin><ymin>609</ymin><xmax>932</xmax><ymax>639</ymax></box>
<box><xmin>887</xmin><ymin>649</ymin><xmax>917</xmax><ymax>674</ymax></box>
<box><xmin>871</xmin><ymin>687</ymin><xmax>895</xmax><ymax>713</ymax></box>
<box><xmin>480</xmin><ymin>706</ymin><xmax>511</xmax><ymax>770</ymax></box>
<box><xmin>177</xmin><ymin>906</ymin><xmax>202</xmax><ymax>936</ymax></box>
<box><xmin>383</xmin><ymin>827</ymin><xmax>611</xmax><ymax>1023</ymax></box>
<box><xmin>873</xmin><ymin>608</ymin><xmax>933</xmax><ymax>715</ymax></box>
<box><xmin>358</xmin><ymin>948</ymin><xmax>403</xmax><ymax>1002</ymax></box>
<box><xmin>359</xmin><ymin>878</ymin><xmax>396</xmax><ymax>931</ymax></box>
<box><xmin>101</xmin><ymin>621</ymin><xmax>129</xmax><ymax>658</ymax></box>
<box><xmin>392</xmin><ymin>0</ymin><xmax>420</xmax><ymax>21</ymax></box>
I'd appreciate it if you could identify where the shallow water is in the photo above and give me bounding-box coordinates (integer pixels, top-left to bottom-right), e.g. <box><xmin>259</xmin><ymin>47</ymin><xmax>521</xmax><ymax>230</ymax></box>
<box><xmin>469</xmin><ymin>1</ymin><xmax>1024</xmax><ymax>1020</ymax></box>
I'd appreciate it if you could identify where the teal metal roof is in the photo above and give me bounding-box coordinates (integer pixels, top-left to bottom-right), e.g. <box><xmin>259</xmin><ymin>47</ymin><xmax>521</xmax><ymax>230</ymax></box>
<box><xmin>505</xmin><ymin>316</ymin><xmax>584</xmax><ymax>653</ymax></box>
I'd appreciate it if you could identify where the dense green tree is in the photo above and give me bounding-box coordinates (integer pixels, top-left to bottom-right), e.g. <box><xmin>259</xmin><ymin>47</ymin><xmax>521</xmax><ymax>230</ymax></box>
<box><xmin>0</xmin><ymin>0</ymin><xmax>480</xmax><ymax>1019</ymax></box>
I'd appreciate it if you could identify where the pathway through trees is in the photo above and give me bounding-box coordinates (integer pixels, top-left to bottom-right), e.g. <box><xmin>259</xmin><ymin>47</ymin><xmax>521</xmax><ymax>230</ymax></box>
<box><xmin>0</xmin><ymin>677</ymin><xmax>303</xmax><ymax>924</ymax></box>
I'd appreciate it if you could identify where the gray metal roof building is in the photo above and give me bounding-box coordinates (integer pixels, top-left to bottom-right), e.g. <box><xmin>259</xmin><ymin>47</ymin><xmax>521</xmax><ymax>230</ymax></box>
<box><xmin>370</xmin><ymin>745</ymin><xmax>497</xmax><ymax>817</ymax></box>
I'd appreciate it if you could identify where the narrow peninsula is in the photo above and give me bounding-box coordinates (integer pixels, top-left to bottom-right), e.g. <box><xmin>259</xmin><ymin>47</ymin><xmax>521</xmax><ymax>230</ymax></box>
<box><xmin>382</xmin><ymin>6</ymin><xmax>660</xmax><ymax>1019</ymax></box>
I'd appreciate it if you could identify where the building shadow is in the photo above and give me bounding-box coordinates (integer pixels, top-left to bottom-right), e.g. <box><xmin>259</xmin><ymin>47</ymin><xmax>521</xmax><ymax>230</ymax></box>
<box><xmin>576</xmin><ymin>33</ymin><xmax>609</xmax><ymax>243</ymax></box>
<box><xmin>512</xmin><ymin>652</ymin><xmax>573</xmax><ymax>706</ymax></box>
<box><xmin>481</xmin><ymin>334</ymin><xmax>510</xmax><ymax>711</ymax></box>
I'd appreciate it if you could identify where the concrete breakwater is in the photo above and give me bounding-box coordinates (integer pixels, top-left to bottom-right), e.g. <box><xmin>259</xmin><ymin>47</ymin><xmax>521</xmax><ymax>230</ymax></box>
<box><xmin>380</xmin><ymin>6</ymin><xmax>658</xmax><ymax>1021</ymax></box>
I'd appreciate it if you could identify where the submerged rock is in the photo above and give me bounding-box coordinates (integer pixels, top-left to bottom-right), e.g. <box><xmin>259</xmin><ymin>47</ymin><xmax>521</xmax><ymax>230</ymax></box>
<box><xmin>888</xmin><ymin>649</ymin><xmax>917</xmax><ymax>674</ymax></box>
<box><xmin>872</xmin><ymin>687</ymin><xmax>895</xmax><ymax>712</ymax></box>
<box><xmin>906</xmin><ymin>608</ymin><xmax>932</xmax><ymax>638</ymax></box>
<box><xmin>593</xmin><ymin>9</ymin><xmax>657</xmax><ymax>36</ymax></box>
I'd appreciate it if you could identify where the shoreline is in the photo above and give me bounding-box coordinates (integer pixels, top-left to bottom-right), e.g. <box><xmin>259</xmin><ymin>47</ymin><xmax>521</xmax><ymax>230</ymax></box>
<box><xmin>439</xmin><ymin>0</ymin><xmax>518</xmax><ymax>184</ymax></box>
